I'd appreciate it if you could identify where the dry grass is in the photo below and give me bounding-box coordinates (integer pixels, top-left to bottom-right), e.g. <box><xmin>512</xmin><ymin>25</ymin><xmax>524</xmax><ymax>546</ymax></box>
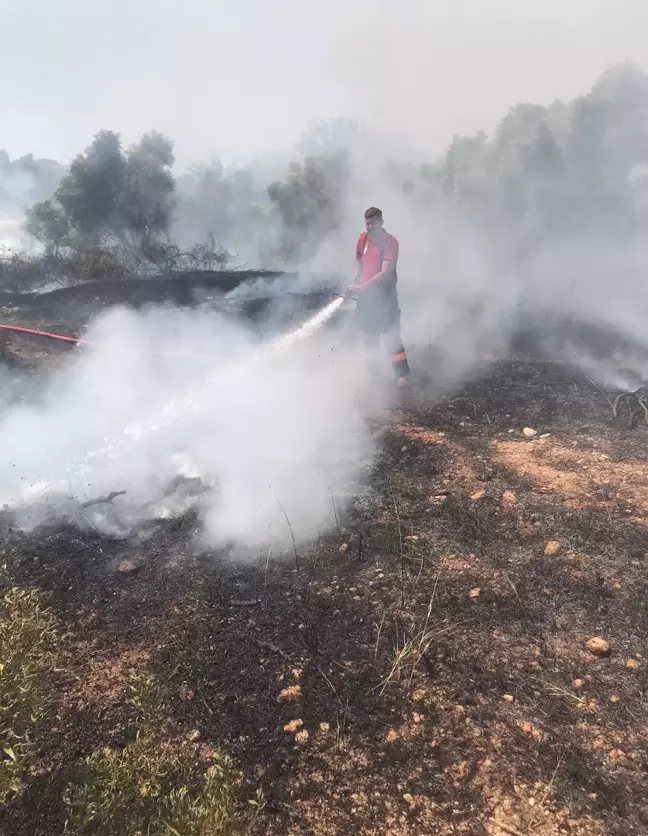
<box><xmin>379</xmin><ymin>618</ymin><xmax>462</xmax><ymax>695</ymax></box>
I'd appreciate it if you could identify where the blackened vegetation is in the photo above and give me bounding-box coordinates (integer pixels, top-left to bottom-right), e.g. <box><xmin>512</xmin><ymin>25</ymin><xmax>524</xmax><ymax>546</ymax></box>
<box><xmin>0</xmin><ymin>270</ymin><xmax>343</xmax><ymax>380</ymax></box>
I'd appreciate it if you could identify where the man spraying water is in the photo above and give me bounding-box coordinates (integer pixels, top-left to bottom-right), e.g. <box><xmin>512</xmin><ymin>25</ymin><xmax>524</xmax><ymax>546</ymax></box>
<box><xmin>349</xmin><ymin>207</ymin><xmax>410</xmax><ymax>388</ymax></box>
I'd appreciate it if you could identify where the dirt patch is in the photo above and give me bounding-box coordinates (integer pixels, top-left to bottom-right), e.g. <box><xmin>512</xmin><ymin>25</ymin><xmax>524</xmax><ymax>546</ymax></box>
<box><xmin>493</xmin><ymin>436</ymin><xmax>648</xmax><ymax>516</ymax></box>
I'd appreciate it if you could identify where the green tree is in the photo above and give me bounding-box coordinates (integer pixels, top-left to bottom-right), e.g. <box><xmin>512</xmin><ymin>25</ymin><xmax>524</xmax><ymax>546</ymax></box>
<box><xmin>55</xmin><ymin>130</ymin><xmax>125</xmax><ymax>244</ymax></box>
<box><xmin>441</xmin><ymin>131</ymin><xmax>492</xmax><ymax>209</ymax></box>
<box><xmin>267</xmin><ymin>150</ymin><xmax>349</xmax><ymax>265</ymax></box>
<box><xmin>24</xmin><ymin>129</ymin><xmax>176</xmax><ymax>254</ymax></box>
<box><xmin>173</xmin><ymin>160</ymin><xmax>269</xmax><ymax>264</ymax></box>
<box><xmin>120</xmin><ymin>131</ymin><xmax>176</xmax><ymax>241</ymax></box>
<box><xmin>175</xmin><ymin>159</ymin><xmax>233</xmax><ymax>244</ymax></box>
<box><xmin>23</xmin><ymin>199</ymin><xmax>72</xmax><ymax>253</ymax></box>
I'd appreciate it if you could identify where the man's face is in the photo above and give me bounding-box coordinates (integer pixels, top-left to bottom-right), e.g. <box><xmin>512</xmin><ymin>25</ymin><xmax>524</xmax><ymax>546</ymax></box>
<box><xmin>365</xmin><ymin>216</ymin><xmax>383</xmax><ymax>237</ymax></box>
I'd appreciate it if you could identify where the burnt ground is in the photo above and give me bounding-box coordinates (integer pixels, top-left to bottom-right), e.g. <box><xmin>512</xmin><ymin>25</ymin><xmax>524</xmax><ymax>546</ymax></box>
<box><xmin>1</xmin><ymin>299</ymin><xmax>648</xmax><ymax>835</ymax></box>
<box><xmin>0</xmin><ymin>269</ymin><xmax>340</xmax><ymax>336</ymax></box>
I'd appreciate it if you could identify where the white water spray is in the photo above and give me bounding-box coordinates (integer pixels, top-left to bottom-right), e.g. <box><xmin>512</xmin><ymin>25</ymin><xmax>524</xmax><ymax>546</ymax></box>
<box><xmin>13</xmin><ymin>296</ymin><xmax>347</xmax><ymax>509</ymax></box>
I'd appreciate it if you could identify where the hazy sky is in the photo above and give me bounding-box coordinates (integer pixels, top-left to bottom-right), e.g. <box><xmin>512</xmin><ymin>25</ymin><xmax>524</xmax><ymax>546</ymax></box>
<box><xmin>3</xmin><ymin>0</ymin><xmax>648</xmax><ymax>168</ymax></box>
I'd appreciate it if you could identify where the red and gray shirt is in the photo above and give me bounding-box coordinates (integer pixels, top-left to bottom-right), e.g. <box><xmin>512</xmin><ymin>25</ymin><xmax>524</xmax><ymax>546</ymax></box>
<box><xmin>354</xmin><ymin>231</ymin><xmax>399</xmax><ymax>287</ymax></box>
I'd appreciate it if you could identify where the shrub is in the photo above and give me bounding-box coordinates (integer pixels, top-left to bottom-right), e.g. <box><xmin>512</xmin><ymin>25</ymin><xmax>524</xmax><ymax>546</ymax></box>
<box><xmin>64</xmin><ymin>671</ymin><xmax>263</xmax><ymax>836</ymax></box>
<box><xmin>0</xmin><ymin>585</ymin><xmax>58</xmax><ymax>803</ymax></box>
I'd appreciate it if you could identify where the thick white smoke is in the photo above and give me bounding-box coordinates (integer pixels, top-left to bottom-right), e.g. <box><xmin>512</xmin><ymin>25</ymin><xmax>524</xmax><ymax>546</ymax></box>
<box><xmin>0</xmin><ymin>297</ymin><xmax>378</xmax><ymax>550</ymax></box>
<box><xmin>295</xmin><ymin>116</ymin><xmax>648</xmax><ymax>395</ymax></box>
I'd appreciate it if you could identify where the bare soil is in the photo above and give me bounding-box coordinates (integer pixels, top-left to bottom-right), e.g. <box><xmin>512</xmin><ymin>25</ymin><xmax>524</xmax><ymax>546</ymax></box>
<box><xmin>1</xmin><ymin>294</ymin><xmax>647</xmax><ymax>835</ymax></box>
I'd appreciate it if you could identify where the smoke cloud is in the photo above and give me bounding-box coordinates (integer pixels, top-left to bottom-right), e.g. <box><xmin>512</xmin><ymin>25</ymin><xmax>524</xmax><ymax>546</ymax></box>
<box><xmin>0</xmin><ymin>299</ymin><xmax>378</xmax><ymax>550</ymax></box>
<box><xmin>3</xmin><ymin>1</ymin><xmax>646</xmax><ymax>165</ymax></box>
<box><xmin>291</xmin><ymin>65</ymin><xmax>648</xmax><ymax>394</ymax></box>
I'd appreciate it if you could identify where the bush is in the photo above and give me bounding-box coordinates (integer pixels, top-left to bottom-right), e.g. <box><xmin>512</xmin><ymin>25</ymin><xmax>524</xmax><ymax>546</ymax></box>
<box><xmin>0</xmin><ymin>585</ymin><xmax>58</xmax><ymax>804</ymax></box>
<box><xmin>64</xmin><ymin>672</ymin><xmax>263</xmax><ymax>836</ymax></box>
<box><xmin>0</xmin><ymin>246</ymin><xmax>130</xmax><ymax>293</ymax></box>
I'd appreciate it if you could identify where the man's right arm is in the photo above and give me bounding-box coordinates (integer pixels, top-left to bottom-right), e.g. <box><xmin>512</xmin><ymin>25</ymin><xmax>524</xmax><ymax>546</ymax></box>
<box><xmin>353</xmin><ymin>253</ymin><xmax>361</xmax><ymax>284</ymax></box>
<box><xmin>350</xmin><ymin>235</ymin><xmax>363</xmax><ymax>290</ymax></box>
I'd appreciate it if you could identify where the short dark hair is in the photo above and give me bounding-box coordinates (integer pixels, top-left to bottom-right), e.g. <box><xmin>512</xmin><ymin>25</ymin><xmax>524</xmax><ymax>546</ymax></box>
<box><xmin>364</xmin><ymin>206</ymin><xmax>383</xmax><ymax>221</ymax></box>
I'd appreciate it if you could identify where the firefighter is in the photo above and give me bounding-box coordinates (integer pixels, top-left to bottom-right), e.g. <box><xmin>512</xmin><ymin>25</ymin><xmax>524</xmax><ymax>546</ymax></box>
<box><xmin>349</xmin><ymin>206</ymin><xmax>410</xmax><ymax>387</ymax></box>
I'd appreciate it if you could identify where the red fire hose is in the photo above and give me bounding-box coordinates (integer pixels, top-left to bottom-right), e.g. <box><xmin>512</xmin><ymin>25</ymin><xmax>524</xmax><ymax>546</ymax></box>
<box><xmin>0</xmin><ymin>323</ymin><xmax>91</xmax><ymax>346</ymax></box>
<box><xmin>0</xmin><ymin>323</ymin><xmax>215</xmax><ymax>360</ymax></box>
<box><xmin>0</xmin><ymin>293</ymin><xmax>350</xmax><ymax>359</ymax></box>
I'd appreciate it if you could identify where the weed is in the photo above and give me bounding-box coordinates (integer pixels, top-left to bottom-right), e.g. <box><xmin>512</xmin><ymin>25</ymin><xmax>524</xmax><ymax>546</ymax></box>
<box><xmin>0</xmin><ymin>584</ymin><xmax>58</xmax><ymax>804</ymax></box>
<box><xmin>379</xmin><ymin>619</ymin><xmax>462</xmax><ymax>695</ymax></box>
<box><xmin>128</xmin><ymin>670</ymin><xmax>166</xmax><ymax>737</ymax></box>
<box><xmin>377</xmin><ymin>576</ymin><xmax>463</xmax><ymax>695</ymax></box>
<box><xmin>532</xmin><ymin>677</ymin><xmax>587</xmax><ymax>706</ymax></box>
<box><xmin>64</xmin><ymin>671</ymin><xmax>264</xmax><ymax>836</ymax></box>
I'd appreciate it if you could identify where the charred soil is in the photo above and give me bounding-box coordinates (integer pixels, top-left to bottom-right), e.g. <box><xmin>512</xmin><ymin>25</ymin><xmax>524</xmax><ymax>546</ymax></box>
<box><xmin>0</xmin><ymin>295</ymin><xmax>647</xmax><ymax>835</ymax></box>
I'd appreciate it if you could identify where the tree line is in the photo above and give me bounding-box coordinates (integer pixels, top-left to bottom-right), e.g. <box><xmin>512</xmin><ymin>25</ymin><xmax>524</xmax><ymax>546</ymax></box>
<box><xmin>12</xmin><ymin>63</ymin><xmax>648</xmax><ymax>281</ymax></box>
